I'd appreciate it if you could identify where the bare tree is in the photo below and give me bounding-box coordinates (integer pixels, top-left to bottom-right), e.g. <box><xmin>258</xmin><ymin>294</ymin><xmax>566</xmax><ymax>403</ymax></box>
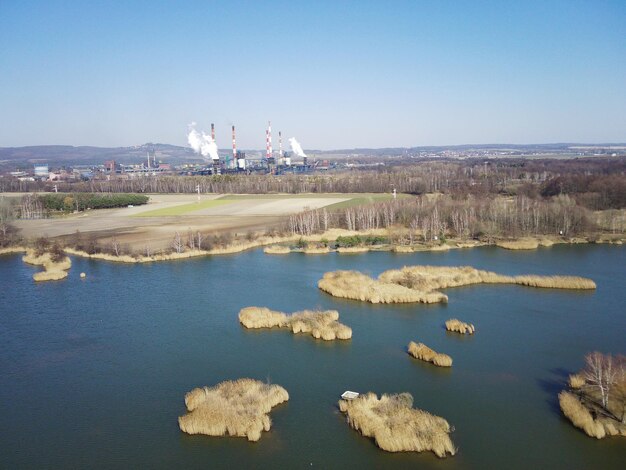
<box><xmin>196</xmin><ymin>231</ymin><xmax>204</xmax><ymax>250</ymax></box>
<box><xmin>110</xmin><ymin>238</ymin><xmax>121</xmax><ymax>256</ymax></box>
<box><xmin>171</xmin><ymin>231</ymin><xmax>184</xmax><ymax>253</ymax></box>
<box><xmin>187</xmin><ymin>229</ymin><xmax>195</xmax><ymax>250</ymax></box>
<box><xmin>582</xmin><ymin>352</ymin><xmax>621</xmax><ymax>411</ymax></box>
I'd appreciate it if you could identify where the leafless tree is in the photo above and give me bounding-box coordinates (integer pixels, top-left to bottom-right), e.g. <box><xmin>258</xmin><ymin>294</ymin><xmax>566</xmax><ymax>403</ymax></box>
<box><xmin>111</xmin><ymin>238</ymin><xmax>121</xmax><ymax>256</ymax></box>
<box><xmin>583</xmin><ymin>352</ymin><xmax>621</xmax><ymax>411</ymax></box>
<box><xmin>171</xmin><ymin>231</ymin><xmax>184</xmax><ymax>253</ymax></box>
<box><xmin>196</xmin><ymin>231</ymin><xmax>204</xmax><ymax>250</ymax></box>
<box><xmin>187</xmin><ymin>229</ymin><xmax>195</xmax><ymax>250</ymax></box>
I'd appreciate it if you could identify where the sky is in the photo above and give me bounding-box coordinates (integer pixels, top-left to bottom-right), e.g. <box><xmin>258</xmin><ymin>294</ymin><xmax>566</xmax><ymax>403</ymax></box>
<box><xmin>0</xmin><ymin>0</ymin><xmax>625</xmax><ymax>149</ymax></box>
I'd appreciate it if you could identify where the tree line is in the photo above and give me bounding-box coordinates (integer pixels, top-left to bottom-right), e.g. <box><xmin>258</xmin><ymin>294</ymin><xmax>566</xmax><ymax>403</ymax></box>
<box><xmin>2</xmin><ymin>158</ymin><xmax>624</xmax><ymax>210</ymax></box>
<box><xmin>286</xmin><ymin>194</ymin><xmax>596</xmax><ymax>240</ymax></box>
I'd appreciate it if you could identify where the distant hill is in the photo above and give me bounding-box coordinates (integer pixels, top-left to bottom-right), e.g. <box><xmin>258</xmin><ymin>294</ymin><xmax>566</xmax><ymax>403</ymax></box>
<box><xmin>0</xmin><ymin>143</ymin><xmax>202</xmax><ymax>169</ymax></box>
<box><xmin>1</xmin><ymin>142</ymin><xmax>624</xmax><ymax>170</ymax></box>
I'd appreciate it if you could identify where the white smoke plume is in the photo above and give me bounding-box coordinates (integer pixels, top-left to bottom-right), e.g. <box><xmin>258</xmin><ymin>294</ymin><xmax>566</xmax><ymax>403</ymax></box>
<box><xmin>289</xmin><ymin>137</ymin><xmax>307</xmax><ymax>158</ymax></box>
<box><xmin>187</xmin><ymin>122</ymin><xmax>218</xmax><ymax>160</ymax></box>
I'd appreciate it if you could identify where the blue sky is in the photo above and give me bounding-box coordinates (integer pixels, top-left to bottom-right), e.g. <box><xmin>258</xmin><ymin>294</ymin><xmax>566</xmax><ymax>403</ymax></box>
<box><xmin>1</xmin><ymin>0</ymin><xmax>625</xmax><ymax>149</ymax></box>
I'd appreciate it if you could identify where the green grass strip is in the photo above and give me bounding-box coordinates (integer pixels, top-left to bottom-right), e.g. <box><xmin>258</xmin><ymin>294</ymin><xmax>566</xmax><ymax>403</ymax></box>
<box><xmin>134</xmin><ymin>199</ymin><xmax>234</xmax><ymax>217</ymax></box>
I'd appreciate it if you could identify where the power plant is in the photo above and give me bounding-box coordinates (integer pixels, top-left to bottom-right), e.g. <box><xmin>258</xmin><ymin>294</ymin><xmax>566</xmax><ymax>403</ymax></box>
<box><xmin>186</xmin><ymin>121</ymin><xmax>318</xmax><ymax>175</ymax></box>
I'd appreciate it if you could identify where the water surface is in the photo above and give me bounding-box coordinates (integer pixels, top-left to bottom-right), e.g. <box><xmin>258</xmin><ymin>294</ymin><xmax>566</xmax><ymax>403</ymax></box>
<box><xmin>1</xmin><ymin>245</ymin><xmax>625</xmax><ymax>469</ymax></box>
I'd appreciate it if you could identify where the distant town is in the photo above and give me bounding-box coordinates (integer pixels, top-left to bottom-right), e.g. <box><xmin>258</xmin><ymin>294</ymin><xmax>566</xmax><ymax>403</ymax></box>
<box><xmin>1</xmin><ymin>142</ymin><xmax>624</xmax><ymax>184</ymax></box>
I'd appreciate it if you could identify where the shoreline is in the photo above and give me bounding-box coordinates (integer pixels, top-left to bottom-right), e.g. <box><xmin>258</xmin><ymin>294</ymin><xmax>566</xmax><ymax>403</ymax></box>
<box><xmin>1</xmin><ymin>232</ymin><xmax>624</xmax><ymax>265</ymax></box>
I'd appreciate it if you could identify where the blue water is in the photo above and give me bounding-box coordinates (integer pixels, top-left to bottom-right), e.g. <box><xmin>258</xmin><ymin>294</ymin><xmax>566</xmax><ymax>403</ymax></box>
<box><xmin>0</xmin><ymin>245</ymin><xmax>625</xmax><ymax>469</ymax></box>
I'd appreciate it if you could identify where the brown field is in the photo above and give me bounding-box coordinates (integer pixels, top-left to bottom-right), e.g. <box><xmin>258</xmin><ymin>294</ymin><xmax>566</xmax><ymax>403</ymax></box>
<box><xmin>10</xmin><ymin>193</ymin><xmax>350</xmax><ymax>250</ymax></box>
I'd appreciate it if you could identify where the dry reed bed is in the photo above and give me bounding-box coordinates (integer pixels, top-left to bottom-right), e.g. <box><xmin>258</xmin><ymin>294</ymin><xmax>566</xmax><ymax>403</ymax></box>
<box><xmin>568</xmin><ymin>374</ymin><xmax>585</xmax><ymax>389</ymax></box>
<box><xmin>445</xmin><ymin>319</ymin><xmax>475</xmax><ymax>335</ymax></box>
<box><xmin>302</xmin><ymin>246</ymin><xmax>330</xmax><ymax>254</ymax></box>
<box><xmin>318</xmin><ymin>270</ymin><xmax>447</xmax><ymax>304</ymax></box>
<box><xmin>338</xmin><ymin>392</ymin><xmax>456</xmax><ymax>457</ymax></box>
<box><xmin>178</xmin><ymin>378</ymin><xmax>289</xmax><ymax>441</ymax></box>
<box><xmin>0</xmin><ymin>246</ymin><xmax>27</xmax><ymax>256</ymax></box>
<box><xmin>239</xmin><ymin>307</ymin><xmax>352</xmax><ymax>340</ymax></box>
<box><xmin>558</xmin><ymin>391</ymin><xmax>611</xmax><ymax>439</ymax></box>
<box><xmin>336</xmin><ymin>246</ymin><xmax>371</xmax><ymax>253</ymax></box>
<box><xmin>22</xmin><ymin>250</ymin><xmax>71</xmax><ymax>281</ymax></box>
<box><xmin>379</xmin><ymin>265</ymin><xmax>596</xmax><ymax>291</ymax></box>
<box><xmin>264</xmin><ymin>245</ymin><xmax>291</xmax><ymax>254</ymax></box>
<box><xmin>558</xmin><ymin>361</ymin><xmax>626</xmax><ymax>439</ymax></box>
<box><xmin>496</xmin><ymin>238</ymin><xmax>540</xmax><ymax>250</ymax></box>
<box><xmin>407</xmin><ymin>342</ymin><xmax>453</xmax><ymax>367</ymax></box>
<box><xmin>319</xmin><ymin>265</ymin><xmax>594</xmax><ymax>305</ymax></box>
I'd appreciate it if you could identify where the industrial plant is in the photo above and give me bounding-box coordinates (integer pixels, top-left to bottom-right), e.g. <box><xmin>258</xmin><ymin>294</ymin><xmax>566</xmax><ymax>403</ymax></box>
<box><xmin>186</xmin><ymin>121</ymin><xmax>316</xmax><ymax>176</ymax></box>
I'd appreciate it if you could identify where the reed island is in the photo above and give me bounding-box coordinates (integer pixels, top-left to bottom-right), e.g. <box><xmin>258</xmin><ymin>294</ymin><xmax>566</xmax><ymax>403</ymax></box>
<box><xmin>559</xmin><ymin>352</ymin><xmax>626</xmax><ymax>439</ymax></box>
<box><xmin>239</xmin><ymin>307</ymin><xmax>352</xmax><ymax>340</ymax></box>
<box><xmin>338</xmin><ymin>392</ymin><xmax>456</xmax><ymax>457</ymax></box>
<box><xmin>318</xmin><ymin>265</ymin><xmax>596</xmax><ymax>304</ymax></box>
<box><xmin>178</xmin><ymin>378</ymin><xmax>289</xmax><ymax>441</ymax></box>
<box><xmin>408</xmin><ymin>341</ymin><xmax>453</xmax><ymax>367</ymax></box>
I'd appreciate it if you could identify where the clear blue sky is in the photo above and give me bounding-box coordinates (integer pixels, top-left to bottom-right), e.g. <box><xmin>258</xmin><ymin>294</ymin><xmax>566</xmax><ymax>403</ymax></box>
<box><xmin>1</xmin><ymin>0</ymin><xmax>625</xmax><ymax>149</ymax></box>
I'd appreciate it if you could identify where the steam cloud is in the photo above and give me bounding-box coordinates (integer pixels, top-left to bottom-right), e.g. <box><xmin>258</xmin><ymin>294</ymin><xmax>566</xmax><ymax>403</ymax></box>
<box><xmin>187</xmin><ymin>122</ymin><xmax>218</xmax><ymax>161</ymax></box>
<box><xmin>289</xmin><ymin>137</ymin><xmax>307</xmax><ymax>158</ymax></box>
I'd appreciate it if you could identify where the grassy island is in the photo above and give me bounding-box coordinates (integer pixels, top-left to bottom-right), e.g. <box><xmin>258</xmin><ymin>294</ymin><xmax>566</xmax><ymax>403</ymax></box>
<box><xmin>239</xmin><ymin>307</ymin><xmax>352</xmax><ymax>340</ymax></box>
<box><xmin>408</xmin><ymin>342</ymin><xmax>453</xmax><ymax>367</ymax></box>
<box><xmin>445</xmin><ymin>319</ymin><xmax>475</xmax><ymax>335</ymax></box>
<box><xmin>338</xmin><ymin>392</ymin><xmax>456</xmax><ymax>457</ymax></box>
<box><xmin>558</xmin><ymin>353</ymin><xmax>626</xmax><ymax>439</ymax></box>
<box><xmin>318</xmin><ymin>265</ymin><xmax>596</xmax><ymax>304</ymax></box>
<box><xmin>22</xmin><ymin>246</ymin><xmax>71</xmax><ymax>282</ymax></box>
<box><xmin>178</xmin><ymin>378</ymin><xmax>289</xmax><ymax>441</ymax></box>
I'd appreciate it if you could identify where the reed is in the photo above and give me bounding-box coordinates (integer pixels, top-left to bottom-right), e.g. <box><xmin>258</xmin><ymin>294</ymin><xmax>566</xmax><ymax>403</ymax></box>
<box><xmin>496</xmin><ymin>238</ymin><xmax>540</xmax><ymax>250</ymax></box>
<box><xmin>338</xmin><ymin>392</ymin><xmax>456</xmax><ymax>457</ymax></box>
<box><xmin>178</xmin><ymin>378</ymin><xmax>289</xmax><ymax>441</ymax></box>
<box><xmin>302</xmin><ymin>246</ymin><xmax>330</xmax><ymax>254</ymax></box>
<box><xmin>318</xmin><ymin>270</ymin><xmax>448</xmax><ymax>304</ymax></box>
<box><xmin>23</xmin><ymin>250</ymin><xmax>71</xmax><ymax>282</ymax></box>
<box><xmin>568</xmin><ymin>374</ymin><xmax>585</xmax><ymax>389</ymax></box>
<box><xmin>558</xmin><ymin>391</ymin><xmax>606</xmax><ymax>439</ymax></box>
<box><xmin>320</xmin><ymin>265</ymin><xmax>595</xmax><ymax>305</ymax></box>
<box><xmin>445</xmin><ymin>318</ymin><xmax>475</xmax><ymax>335</ymax></box>
<box><xmin>512</xmin><ymin>275</ymin><xmax>596</xmax><ymax>289</ymax></box>
<box><xmin>264</xmin><ymin>245</ymin><xmax>291</xmax><ymax>254</ymax></box>
<box><xmin>239</xmin><ymin>307</ymin><xmax>351</xmax><ymax>340</ymax></box>
<box><xmin>407</xmin><ymin>341</ymin><xmax>453</xmax><ymax>367</ymax></box>
<box><xmin>336</xmin><ymin>246</ymin><xmax>370</xmax><ymax>253</ymax></box>
<box><xmin>380</xmin><ymin>265</ymin><xmax>596</xmax><ymax>292</ymax></box>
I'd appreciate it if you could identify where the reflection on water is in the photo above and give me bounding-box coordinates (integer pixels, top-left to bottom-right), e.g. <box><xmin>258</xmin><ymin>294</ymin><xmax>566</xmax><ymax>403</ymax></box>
<box><xmin>0</xmin><ymin>245</ymin><xmax>625</xmax><ymax>469</ymax></box>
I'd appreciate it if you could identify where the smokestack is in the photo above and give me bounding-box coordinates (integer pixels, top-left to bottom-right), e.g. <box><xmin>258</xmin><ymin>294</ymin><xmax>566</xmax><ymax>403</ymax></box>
<box><xmin>232</xmin><ymin>125</ymin><xmax>237</xmax><ymax>169</ymax></box>
<box><xmin>211</xmin><ymin>123</ymin><xmax>215</xmax><ymax>142</ymax></box>
<box><xmin>265</xmin><ymin>121</ymin><xmax>272</xmax><ymax>162</ymax></box>
<box><xmin>279</xmin><ymin>131</ymin><xmax>283</xmax><ymax>158</ymax></box>
<box><xmin>266</xmin><ymin>121</ymin><xmax>273</xmax><ymax>162</ymax></box>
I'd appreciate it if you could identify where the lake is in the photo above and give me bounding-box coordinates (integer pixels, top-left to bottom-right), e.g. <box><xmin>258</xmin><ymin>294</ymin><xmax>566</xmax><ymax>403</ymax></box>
<box><xmin>1</xmin><ymin>245</ymin><xmax>625</xmax><ymax>469</ymax></box>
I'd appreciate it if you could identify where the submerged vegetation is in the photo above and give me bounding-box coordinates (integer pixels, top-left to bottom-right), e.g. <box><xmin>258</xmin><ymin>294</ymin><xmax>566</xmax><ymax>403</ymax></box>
<box><xmin>407</xmin><ymin>342</ymin><xmax>453</xmax><ymax>367</ymax></box>
<box><xmin>178</xmin><ymin>378</ymin><xmax>289</xmax><ymax>441</ymax></box>
<box><xmin>319</xmin><ymin>265</ymin><xmax>596</xmax><ymax>304</ymax></box>
<box><xmin>338</xmin><ymin>392</ymin><xmax>456</xmax><ymax>457</ymax></box>
<box><xmin>239</xmin><ymin>307</ymin><xmax>352</xmax><ymax>341</ymax></box>
<box><xmin>445</xmin><ymin>319</ymin><xmax>475</xmax><ymax>335</ymax></box>
<box><xmin>558</xmin><ymin>352</ymin><xmax>626</xmax><ymax>439</ymax></box>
